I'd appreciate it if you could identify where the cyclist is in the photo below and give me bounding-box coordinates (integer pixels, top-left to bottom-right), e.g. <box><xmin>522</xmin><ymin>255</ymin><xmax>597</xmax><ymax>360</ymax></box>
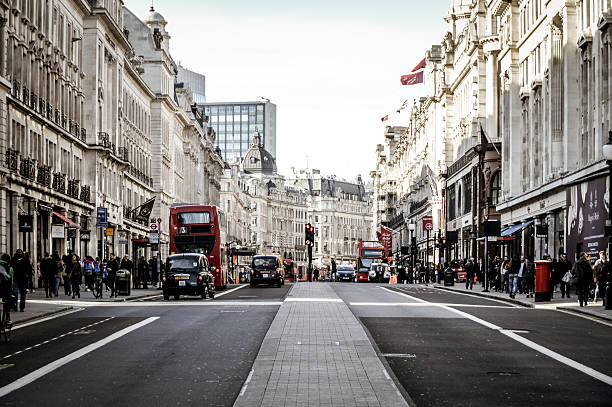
<box><xmin>93</xmin><ymin>257</ymin><xmax>104</xmax><ymax>299</ymax></box>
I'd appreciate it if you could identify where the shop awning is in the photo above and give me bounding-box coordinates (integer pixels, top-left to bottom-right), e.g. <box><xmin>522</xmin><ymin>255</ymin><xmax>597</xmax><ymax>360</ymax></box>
<box><xmin>52</xmin><ymin>211</ymin><xmax>80</xmax><ymax>229</ymax></box>
<box><xmin>500</xmin><ymin>220</ymin><xmax>534</xmax><ymax>237</ymax></box>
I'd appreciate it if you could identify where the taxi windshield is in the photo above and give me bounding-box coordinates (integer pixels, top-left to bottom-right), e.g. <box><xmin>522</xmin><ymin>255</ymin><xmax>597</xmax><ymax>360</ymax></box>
<box><xmin>253</xmin><ymin>257</ymin><xmax>278</xmax><ymax>269</ymax></box>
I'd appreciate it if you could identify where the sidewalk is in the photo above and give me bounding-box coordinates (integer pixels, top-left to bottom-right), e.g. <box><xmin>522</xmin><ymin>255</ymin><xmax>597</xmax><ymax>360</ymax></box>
<box><xmin>234</xmin><ymin>283</ymin><xmax>410</xmax><ymax>407</ymax></box>
<box><xmin>8</xmin><ymin>287</ymin><xmax>162</xmax><ymax>325</ymax></box>
<box><xmin>433</xmin><ymin>282</ymin><xmax>612</xmax><ymax>322</ymax></box>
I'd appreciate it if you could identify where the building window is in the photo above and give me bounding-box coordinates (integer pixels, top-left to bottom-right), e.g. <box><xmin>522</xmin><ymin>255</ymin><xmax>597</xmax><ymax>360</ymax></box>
<box><xmin>490</xmin><ymin>172</ymin><xmax>501</xmax><ymax>205</ymax></box>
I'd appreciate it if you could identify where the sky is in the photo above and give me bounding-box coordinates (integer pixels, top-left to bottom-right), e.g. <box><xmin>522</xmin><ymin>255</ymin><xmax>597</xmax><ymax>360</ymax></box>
<box><xmin>127</xmin><ymin>0</ymin><xmax>449</xmax><ymax>181</ymax></box>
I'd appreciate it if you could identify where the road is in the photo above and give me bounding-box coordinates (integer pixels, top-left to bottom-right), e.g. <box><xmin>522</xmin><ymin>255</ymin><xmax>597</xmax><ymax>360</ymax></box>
<box><xmin>335</xmin><ymin>283</ymin><xmax>612</xmax><ymax>407</ymax></box>
<box><xmin>0</xmin><ymin>283</ymin><xmax>291</xmax><ymax>407</ymax></box>
<box><xmin>1</xmin><ymin>282</ymin><xmax>611</xmax><ymax>406</ymax></box>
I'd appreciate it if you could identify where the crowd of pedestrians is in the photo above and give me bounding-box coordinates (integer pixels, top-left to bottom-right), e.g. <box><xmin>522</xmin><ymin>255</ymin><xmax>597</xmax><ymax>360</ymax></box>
<box><xmin>0</xmin><ymin>250</ymin><xmax>165</xmax><ymax>316</ymax></box>
<box><xmin>394</xmin><ymin>250</ymin><xmax>610</xmax><ymax>307</ymax></box>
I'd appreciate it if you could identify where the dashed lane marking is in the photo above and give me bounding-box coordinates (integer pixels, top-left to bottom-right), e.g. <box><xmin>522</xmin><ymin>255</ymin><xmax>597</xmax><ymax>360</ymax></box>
<box><xmin>0</xmin><ymin>317</ymin><xmax>159</xmax><ymax>398</ymax></box>
<box><xmin>1</xmin><ymin>317</ymin><xmax>114</xmax><ymax>362</ymax></box>
<box><xmin>381</xmin><ymin>286</ymin><xmax>612</xmax><ymax>387</ymax></box>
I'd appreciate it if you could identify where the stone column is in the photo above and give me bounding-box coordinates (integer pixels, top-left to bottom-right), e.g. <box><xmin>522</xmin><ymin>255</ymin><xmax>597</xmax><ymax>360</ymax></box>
<box><xmin>551</xmin><ymin>23</ymin><xmax>564</xmax><ymax>172</ymax></box>
<box><xmin>0</xmin><ymin>14</ymin><xmax>7</xmax><ymax>78</ymax></box>
<box><xmin>563</xmin><ymin>4</ymin><xmax>579</xmax><ymax>170</ymax></box>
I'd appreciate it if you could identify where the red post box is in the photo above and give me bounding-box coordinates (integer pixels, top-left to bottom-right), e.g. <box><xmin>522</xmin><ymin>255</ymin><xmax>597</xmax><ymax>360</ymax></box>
<box><xmin>534</xmin><ymin>260</ymin><xmax>552</xmax><ymax>302</ymax></box>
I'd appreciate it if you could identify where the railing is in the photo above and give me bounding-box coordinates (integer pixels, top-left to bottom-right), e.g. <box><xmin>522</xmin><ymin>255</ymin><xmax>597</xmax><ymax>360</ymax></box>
<box><xmin>19</xmin><ymin>157</ymin><xmax>36</xmax><ymax>180</ymax></box>
<box><xmin>30</xmin><ymin>92</ymin><xmax>37</xmax><ymax>111</ymax></box>
<box><xmin>61</xmin><ymin>114</ymin><xmax>67</xmax><ymax>129</ymax></box>
<box><xmin>80</xmin><ymin>128</ymin><xmax>87</xmax><ymax>142</ymax></box>
<box><xmin>80</xmin><ymin>185</ymin><xmax>91</xmax><ymax>204</ymax></box>
<box><xmin>118</xmin><ymin>146</ymin><xmax>129</xmax><ymax>162</ymax></box>
<box><xmin>73</xmin><ymin>123</ymin><xmax>80</xmax><ymax>140</ymax></box>
<box><xmin>98</xmin><ymin>132</ymin><xmax>111</xmax><ymax>149</ymax></box>
<box><xmin>22</xmin><ymin>86</ymin><xmax>29</xmax><ymax>106</ymax></box>
<box><xmin>52</xmin><ymin>172</ymin><xmax>66</xmax><ymax>193</ymax></box>
<box><xmin>12</xmin><ymin>79</ymin><xmax>20</xmax><ymax>100</ymax></box>
<box><xmin>39</xmin><ymin>98</ymin><xmax>46</xmax><ymax>116</ymax></box>
<box><xmin>36</xmin><ymin>164</ymin><xmax>51</xmax><ymax>187</ymax></box>
<box><xmin>46</xmin><ymin>103</ymin><xmax>53</xmax><ymax>120</ymax></box>
<box><xmin>54</xmin><ymin>108</ymin><xmax>60</xmax><ymax>125</ymax></box>
<box><xmin>5</xmin><ymin>148</ymin><xmax>18</xmax><ymax>173</ymax></box>
<box><xmin>67</xmin><ymin>178</ymin><xmax>80</xmax><ymax>199</ymax></box>
<box><xmin>128</xmin><ymin>165</ymin><xmax>153</xmax><ymax>187</ymax></box>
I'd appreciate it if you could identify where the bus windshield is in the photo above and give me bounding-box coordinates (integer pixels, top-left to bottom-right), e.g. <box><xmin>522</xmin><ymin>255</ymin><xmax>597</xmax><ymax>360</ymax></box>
<box><xmin>358</xmin><ymin>258</ymin><xmax>376</xmax><ymax>271</ymax></box>
<box><xmin>177</xmin><ymin>212</ymin><xmax>210</xmax><ymax>225</ymax></box>
<box><xmin>361</xmin><ymin>249</ymin><xmax>385</xmax><ymax>258</ymax></box>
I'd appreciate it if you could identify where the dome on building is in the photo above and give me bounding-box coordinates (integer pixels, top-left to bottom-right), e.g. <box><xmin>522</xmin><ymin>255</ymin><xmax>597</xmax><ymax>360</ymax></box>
<box><xmin>241</xmin><ymin>129</ymin><xmax>277</xmax><ymax>175</ymax></box>
<box><xmin>144</xmin><ymin>6</ymin><xmax>167</xmax><ymax>25</ymax></box>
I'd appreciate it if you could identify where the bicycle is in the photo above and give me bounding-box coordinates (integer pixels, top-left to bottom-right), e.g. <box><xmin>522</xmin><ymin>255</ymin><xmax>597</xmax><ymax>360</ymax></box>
<box><xmin>1</xmin><ymin>297</ymin><xmax>12</xmax><ymax>343</ymax></box>
<box><xmin>92</xmin><ymin>275</ymin><xmax>103</xmax><ymax>299</ymax></box>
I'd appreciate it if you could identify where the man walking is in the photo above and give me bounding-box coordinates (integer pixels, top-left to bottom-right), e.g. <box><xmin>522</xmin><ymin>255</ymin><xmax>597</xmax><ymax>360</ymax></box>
<box><xmin>11</xmin><ymin>249</ymin><xmax>30</xmax><ymax>312</ymax></box>
<box><xmin>558</xmin><ymin>253</ymin><xmax>573</xmax><ymax>298</ymax></box>
<box><xmin>508</xmin><ymin>255</ymin><xmax>519</xmax><ymax>299</ymax></box>
<box><xmin>149</xmin><ymin>256</ymin><xmax>159</xmax><ymax>289</ymax></box>
<box><xmin>465</xmin><ymin>258</ymin><xmax>475</xmax><ymax>290</ymax></box>
<box><xmin>573</xmin><ymin>253</ymin><xmax>593</xmax><ymax>307</ymax></box>
<box><xmin>594</xmin><ymin>251</ymin><xmax>609</xmax><ymax>306</ymax></box>
<box><xmin>40</xmin><ymin>253</ymin><xmax>56</xmax><ymax>298</ymax></box>
<box><xmin>106</xmin><ymin>254</ymin><xmax>119</xmax><ymax>298</ymax></box>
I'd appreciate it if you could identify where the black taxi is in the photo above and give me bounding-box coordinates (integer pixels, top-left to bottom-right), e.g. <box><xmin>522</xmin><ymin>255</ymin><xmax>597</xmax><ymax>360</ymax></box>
<box><xmin>250</xmin><ymin>254</ymin><xmax>285</xmax><ymax>287</ymax></box>
<box><xmin>163</xmin><ymin>254</ymin><xmax>215</xmax><ymax>300</ymax></box>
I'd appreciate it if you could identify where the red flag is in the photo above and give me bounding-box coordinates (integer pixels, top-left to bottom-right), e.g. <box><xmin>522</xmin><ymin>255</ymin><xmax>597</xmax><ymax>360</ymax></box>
<box><xmin>381</xmin><ymin>115</ymin><xmax>389</xmax><ymax>122</ymax></box>
<box><xmin>412</xmin><ymin>57</ymin><xmax>426</xmax><ymax>72</ymax></box>
<box><xmin>400</xmin><ymin>71</ymin><xmax>423</xmax><ymax>85</ymax></box>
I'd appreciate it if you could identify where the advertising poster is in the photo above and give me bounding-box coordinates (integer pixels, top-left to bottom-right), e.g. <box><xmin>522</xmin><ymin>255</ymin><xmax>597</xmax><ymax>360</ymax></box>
<box><xmin>566</xmin><ymin>176</ymin><xmax>609</xmax><ymax>262</ymax></box>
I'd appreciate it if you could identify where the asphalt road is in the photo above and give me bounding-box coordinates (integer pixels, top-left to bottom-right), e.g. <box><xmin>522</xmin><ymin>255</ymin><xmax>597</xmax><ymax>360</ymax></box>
<box><xmin>0</xmin><ymin>292</ymin><xmax>282</xmax><ymax>406</ymax></box>
<box><xmin>334</xmin><ymin>283</ymin><xmax>612</xmax><ymax>407</ymax></box>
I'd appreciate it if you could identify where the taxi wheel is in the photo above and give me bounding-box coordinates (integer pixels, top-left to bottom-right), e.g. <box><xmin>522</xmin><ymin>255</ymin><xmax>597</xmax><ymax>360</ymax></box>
<box><xmin>174</xmin><ymin>293</ymin><xmax>180</xmax><ymax>300</ymax></box>
<box><xmin>201</xmin><ymin>286</ymin><xmax>207</xmax><ymax>299</ymax></box>
<box><xmin>281</xmin><ymin>278</ymin><xmax>285</xmax><ymax>286</ymax></box>
<box><xmin>208</xmin><ymin>284</ymin><xmax>215</xmax><ymax>299</ymax></box>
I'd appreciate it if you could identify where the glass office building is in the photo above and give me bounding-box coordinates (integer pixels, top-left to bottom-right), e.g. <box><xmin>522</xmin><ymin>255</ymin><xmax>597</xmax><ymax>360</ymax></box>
<box><xmin>203</xmin><ymin>101</ymin><xmax>276</xmax><ymax>163</ymax></box>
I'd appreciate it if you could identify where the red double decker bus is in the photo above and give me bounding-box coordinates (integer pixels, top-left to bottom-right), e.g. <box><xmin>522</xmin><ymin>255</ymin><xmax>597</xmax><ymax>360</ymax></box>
<box><xmin>169</xmin><ymin>204</ymin><xmax>228</xmax><ymax>288</ymax></box>
<box><xmin>356</xmin><ymin>241</ymin><xmax>388</xmax><ymax>282</ymax></box>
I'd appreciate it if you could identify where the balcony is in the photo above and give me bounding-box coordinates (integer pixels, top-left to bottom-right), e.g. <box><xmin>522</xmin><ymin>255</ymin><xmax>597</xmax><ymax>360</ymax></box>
<box><xmin>54</xmin><ymin>108</ymin><xmax>60</xmax><ymax>125</ymax></box>
<box><xmin>22</xmin><ymin>86</ymin><xmax>29</xmax><ymax>105</ymax></box>
<box><xmin>36</xmin><ymin>164</ymin><xmax>51</xmax><ymax>187</ymax></box>
<box><xmin>30</xmin><ymin>92</ymin><xmax>37</xmax><ymax>111</ymax></box>
<box><xmin>52</xmin><ymin>172</ymin><xmax>66</xmax><ymax>194</ymax></box>
<box><xmin>46</xmin><ymin>103</ymin><xmax>53</xmax><ymax>120</ymax></box>
<box><xmin>19</xmin><ymin>157</ymin><xmax>36</xmax><ymax>181</ymax></box>
<box><xmin>118</xmin><ymin>146</ymin><xmax>129</xmax><ymax>162</ymax></box>
<box><xmin>80</xmin><ymin>128</ymin><xmax>87</xmax><ymax>142</ymax></box>
<box><xmin>128</xmin><ymin>165</ymin><xmax>153</xmax><ymax>187</ymax></box>
<box><xmin>61</xmin><ymin>114</ymin><xmax>67</xmax><ymax>129</ymax></box>
<box><xmin>67</xmin><ymin>178</ymin><xmax>80</xmax><ymax>199</ymax></box>
<box><xmin>98</xmin><ymin>132</ymin><xmax>111</xmax><ymax>149</ymax></box>
<box><xmin>39</xmin><ymin>98</ymin><xmax>46</xmax><ymax>115</ymax></box>
<box><xmin>12</xmin><ymin>79</ymin><xmax>20</xmax><ymax>100</ymax></box>
<box><xmin>80</xmin><ymin>185</ymin><xmax>91</xmax><ymax>204</ymax></box>
<box><xmin>5</xmin><ymin>148</ymin><xmax>18</xmax><ymax>173</ymax></box>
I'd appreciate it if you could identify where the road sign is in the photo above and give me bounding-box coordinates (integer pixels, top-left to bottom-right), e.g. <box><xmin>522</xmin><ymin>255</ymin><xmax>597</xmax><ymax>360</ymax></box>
<box><xmin>96</xmin><ymin>207</ymin><xmax>108</xmax><ymax>227</ymax></box>
<box><xmin>150</xmin><ymin>220</ymin><xmax>159</xmax><ymax>231</ymax></box>
<box><xmin>423</xmin><ymin>216</ymin><xmax>433</xmax><ymax>231</ymax></box>
<box><xmin>80</xmin><ymin>231</ymin><xmax>91</xmax><ymax>241</ymax></box>
<box><xmin>149</xmin><ymin>231</ymin><xmax>159</xmax><ymax>244</ymax></box>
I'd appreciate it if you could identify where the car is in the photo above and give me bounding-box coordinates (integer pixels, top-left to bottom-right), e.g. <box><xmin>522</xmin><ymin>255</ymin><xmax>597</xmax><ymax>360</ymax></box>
<box><xmin>369</xmin><ymin>263</ymin><xmax>391</xmax><ymax>283</ymax></box>
<box><xmin>163</xmin><ymin>253</ymin><xmax>215</xmax><ymax>300</ymax></box>
<box><xmin>336</xmin><ymin>265</ymin><xmax>356</xmax><ymax>282</ymax></box>
<box><xmin>250</xmin><ymin>254</ymin><xmax>285</xmax><ymax>287</ymax></box>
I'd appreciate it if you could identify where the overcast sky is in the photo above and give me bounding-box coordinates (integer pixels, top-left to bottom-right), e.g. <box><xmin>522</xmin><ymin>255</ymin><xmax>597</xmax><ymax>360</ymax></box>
<box><xmin>127</xmin><ymin>0</ymin><xmax>449</xmax><ymax>181</ymax></box>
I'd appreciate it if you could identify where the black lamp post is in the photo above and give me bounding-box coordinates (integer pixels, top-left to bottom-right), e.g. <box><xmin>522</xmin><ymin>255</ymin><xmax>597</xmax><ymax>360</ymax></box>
<box><xmin>603</xmin><ymin>131</ymin><xmax>612</xmax><ymax>310</ymax></box>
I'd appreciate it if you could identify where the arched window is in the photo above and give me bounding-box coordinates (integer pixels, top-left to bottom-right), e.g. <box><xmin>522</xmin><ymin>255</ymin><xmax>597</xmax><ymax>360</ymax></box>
<box><xmin>490</xmin><ymin>171</ymin><xmax>501</xmax><ymax>205</ymax></box>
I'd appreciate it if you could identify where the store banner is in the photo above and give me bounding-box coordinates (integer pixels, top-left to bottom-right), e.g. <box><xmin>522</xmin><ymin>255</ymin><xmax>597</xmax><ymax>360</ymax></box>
<box><xmin>566</xmin><ymin>176</ymin><xmax>609</xmax><ymax>262</ymax></box>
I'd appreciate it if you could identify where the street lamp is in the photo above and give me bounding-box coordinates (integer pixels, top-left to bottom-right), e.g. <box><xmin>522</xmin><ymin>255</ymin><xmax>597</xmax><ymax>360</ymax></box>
<box><xmin>603</xmin><ymin>131</ymin><xmax>612</xmax><ymax>310</ymax></box>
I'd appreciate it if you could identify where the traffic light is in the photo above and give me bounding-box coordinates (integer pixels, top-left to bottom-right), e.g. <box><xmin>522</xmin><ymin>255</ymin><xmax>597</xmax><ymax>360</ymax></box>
<box><xmin>305</xmin><ymin>223</ymin><xmax>315</xmax><ymax>247</ymax></box>
<box><xmin>438</xmin><ymin>236</ymin><xmax>447</xmax><ymax>249</ymax></box>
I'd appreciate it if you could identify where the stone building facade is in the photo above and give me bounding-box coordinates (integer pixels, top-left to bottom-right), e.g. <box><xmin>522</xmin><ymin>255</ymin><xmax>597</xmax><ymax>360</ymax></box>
<box><xmin>373</xmin><ymin>0</ymin><xmax>611</xmax><ymax>264</ymax></box>
<box><xmin>0</xmin><ymin>1</ymin><xmax>222</xmax><ymax>268</ymax></box>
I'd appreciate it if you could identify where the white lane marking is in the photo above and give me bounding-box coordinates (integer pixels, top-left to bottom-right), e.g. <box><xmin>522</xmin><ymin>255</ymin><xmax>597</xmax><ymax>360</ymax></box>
<box><xmin>25</xmin><ymin>300</ymin><xmax>282</xmax><ymax>307</ymax></box>
<box><xmin>214</xmin><ymin>284</ymin><xmax>248</xmax><ymax>298</ymax></box>
<box><xmin>284</xmin><ymin>298</ymin><xmax>343</xmax><ymax>302</ymax></box>
<box><xmin>12</xmin><ymin>308</ymin><xmax>84</xmax><ymax>331</ymax></box>
<box><xmin>0</xmin><ymin>316</ymin><xmax>159</xmax><ymax>398</ymax></box>
<box><xmin>1</xmin><ymin>317</ymin><xmax>115</xmax><ymax>361</ymax></box>
<box><xmin>382</xmin><ymin>287</ymin><xmax>612</xmax><ymax>387</ymax></box>
<box><xmin>556</xmin><ymin>309</ymin><xmax>612</xmax><ymax>327</ymax></box>
<box><xmin>349</xmin><ymin>302</ymin><xmax>512</xmax><ymax>308</ymax></box>
<box><xmin>433</xmin><ymin>287</ymin><xmax>521</xmax><ymax>308</ymax></box>
<box><xmin>238</xmin><ymin>369</ymin><xmax>254</xmax><ymax>397</ymax></box>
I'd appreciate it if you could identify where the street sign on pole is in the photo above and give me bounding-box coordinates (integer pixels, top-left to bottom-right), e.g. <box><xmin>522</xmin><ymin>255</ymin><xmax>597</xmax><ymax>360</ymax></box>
<box><xmin>423</xmin><ymin>216</ymin><xmax>433</xmax><ymax>231</ymax></box>
<box><xmin>96</xmin><ymin>207</ymin><xmax>108</xmax><ymax>227</ymax></box>
<box><xmin>149</xmin><ymin>231</ymin><xmax>159</xmax><ymax>244</ymax></box>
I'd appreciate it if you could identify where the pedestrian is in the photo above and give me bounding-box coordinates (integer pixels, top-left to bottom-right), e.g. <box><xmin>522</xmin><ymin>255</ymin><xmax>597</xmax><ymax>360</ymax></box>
<box><xmin>508</xmin><ymin>255</ymin><xmax>519</xmax><ymax>299</ymax></box>
<box><xmin>24</xmin><ymin>252</ymin><xmax>35</xmax><ymax>294</ymax></box>
<box><xmin>136</xmin><ymin>256</ymin><xmax>146</xmax><ymax>289</ymax></box>
<box><xmin>106</xmin><ymin>254</ymin><xmax>119</xmax><ymax>297</ymax></box>
<box><xmin>52</xmin><ymin>251</ymin><xmax>62</xmax><ymax>296</ymax></box>
<box><xmin>149</xmin><ymin>255</ymin><xmax>158</xmax><ymax>288</ymax></box>
<box><xmin>40</xmin><ymin>253</ymin><xmax>55</xmax><ymax>298</ymax></box>
<box><xmin>517</xmin><ymin>255</ymin><xmax>529</xmax><ymax>294</ymax></box>
<box><xmin>465</xmin><ymin>258</ymin><xmax>475</xmax><ymax>290</ymax></box>
<box><xmin>594</xmin><ymin>251</ymin><xmax>609</xmax><ymax>306</ymax></box>
<box><xmin>558</xmin><ymin>253</ymin><xmax>573</xmax><ymax>298</ymax></box>
<box><xmin>524</xmin><ymin>257</ymin><xmax>535</xmax><ymax>298</ymax></box>
<box><xmin>0</xmin><ymin>254</ymin><xmax>13</xmax><ymax>323</ymax></box>
<box><xmin>70</xmin><ymin>255</ymin><xmax>82</xmax><ymax>299</ymax></box>
<box><xmin>573</xmin><ymin>252</ymin><xmax>593</xmax><ymax>307</ymax></box>
<box><xmin>11</xmin><ymin>249</ymin><xmax>30</xmax><ymax>312</ymax></box>
<box><xmin>82</xmin><ymin>256</ymin><xmax>94</xmax><ymax>291</ymax></box>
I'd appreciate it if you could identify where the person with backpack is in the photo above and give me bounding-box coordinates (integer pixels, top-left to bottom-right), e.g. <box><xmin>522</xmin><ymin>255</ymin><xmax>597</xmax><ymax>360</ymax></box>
<box><xmin>82</xmin><ymin>256</ymin><xmax>94</xmax><ymax>291</ymax></box>
<box><xmin>69</xmin><ymin>255</ymin><xmax>82</xmax><ymax>299</ymax></box>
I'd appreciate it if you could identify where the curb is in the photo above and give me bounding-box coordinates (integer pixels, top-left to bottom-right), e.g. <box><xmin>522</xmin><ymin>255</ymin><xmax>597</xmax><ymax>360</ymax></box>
<box><xmin>557</xmin><ymin>306</ymin><xmax>612</xmax><ymax>323</ymax></box>
<box><xmin>434</xmin><ymin>285</ymin><xmax>534</xmax><ymax>308</ymax></box>
<box><xmin>12</xmin><ymin>306</ymin><xmax>75</xmax><ymax>326</ymax></box>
